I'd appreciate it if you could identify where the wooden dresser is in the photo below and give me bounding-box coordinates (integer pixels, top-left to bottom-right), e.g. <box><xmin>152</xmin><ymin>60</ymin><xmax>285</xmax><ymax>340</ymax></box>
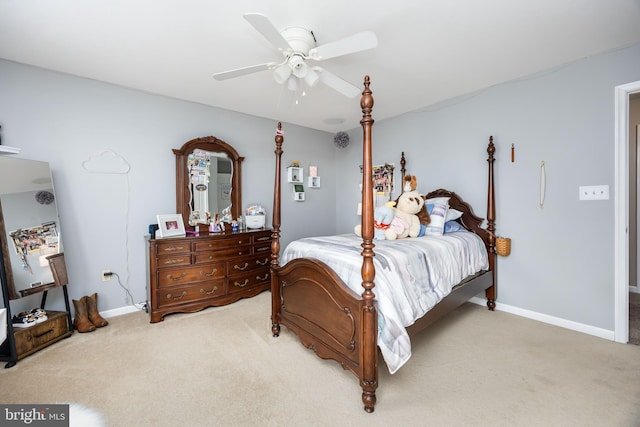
<box><xmin>147</xmin><ymin>229</ymin><xmax>272</xmax><ymax>323</ymax></box>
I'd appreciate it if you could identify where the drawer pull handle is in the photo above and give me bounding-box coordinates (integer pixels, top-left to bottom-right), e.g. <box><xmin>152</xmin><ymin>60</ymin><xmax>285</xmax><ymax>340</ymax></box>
<box><xmin>200</xmin><ymin>286</ymin><xmax>218</xmax><ymax>295</ymax></box>
<box><xmin>233</xmin><ymin>279</ymin><xmax>250</xmax><ymax>288</ymax></box>
<box><xmin>257</xmin><ymin>237</ymin><xmax>271</xmax><ymax>242</ymax></box>
<box><xmin>234</xmin><ymin>262</ymin><xmax>249</xmax><ymax>271</ymax></box>
<box><xmin>256</xmin><ymin>273</ymin><xmax>269</xmax><ymax>281</ymax></box>
<box><xmin>167</xmin><ymin>291</ymin><xmax>187</xmax><ymax>300</ymax></box>
<box><xmin>256</xmin><ymin>259</ymin><xmax>269</xmax><ymax>266</ymax></box>
<box><xmin>163</xmin><ymin>246</ymin><xmax>186</xmax><ymax>252</ymax></box>
<box><xmin>200</xmin><ymin>268</ymin><xmax>218</xmax><ymax>277</ymax></box>
<box><xmin>237</xmin><ymin>240</ymin><xmax>244</xmax><ymax>244</ymax></box>
<box><xmin>34</xmin><ymin>328</ymin><xmax>54</xmax><ymax>338</ymax></box>
<box><xmin>256</xmin><ymin>247</ymin><xmax>269</xmax><ymax>252</ymax></box>
<box><xmin>167</xmin><ymin>272</ymin><xmax>187</xmax><ymax>281</ymax></box>
<box><xmin>163</xmin><ymin>258</ymin><xmax>186</xmax><ymax>265</ymax></box>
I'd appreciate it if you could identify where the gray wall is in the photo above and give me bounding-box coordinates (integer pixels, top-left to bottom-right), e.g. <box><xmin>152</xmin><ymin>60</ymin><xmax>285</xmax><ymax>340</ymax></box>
<box><xmin>2</xmin><ymin>42</ymin><xmax>640</xmax><ymax>335</ymax></box>
<box><xmin>0</xmin><ymin>59</ymin><xmax>337</xmax><ymax>314</ymax></box>
<box><xmin>337</xmin><ymin>43</ymin><xmax>640</xmax><ymax>331</ymax></box>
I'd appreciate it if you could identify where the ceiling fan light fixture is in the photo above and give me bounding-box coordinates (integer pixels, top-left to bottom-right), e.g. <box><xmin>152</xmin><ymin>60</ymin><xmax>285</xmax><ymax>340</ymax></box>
<box><xmin>303</xmin><ymin>68</ymin><xmax>319</xmax><ymax>87</ymax></box>
<box><xmin>273</xmin><ymin>63</ymin><xmax>292</xmax><ymax>84</ymax></box>
<box><xmin>286</xmin><ymin>76</ymin><xmax>298</xmax><ymax>92</ymax></box>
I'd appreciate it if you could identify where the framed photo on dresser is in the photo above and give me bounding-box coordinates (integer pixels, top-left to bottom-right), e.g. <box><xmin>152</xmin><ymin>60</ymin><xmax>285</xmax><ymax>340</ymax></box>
<box><xmin>156</xmin><ymin>214</ymin><xmax>186</xmax><ymax>238</ymax></box>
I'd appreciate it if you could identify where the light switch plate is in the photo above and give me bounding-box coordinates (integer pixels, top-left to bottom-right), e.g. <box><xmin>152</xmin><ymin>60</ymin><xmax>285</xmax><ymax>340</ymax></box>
<box><xmin>579</xmin><ymin>185</ymin><xmax>609</xmax><ymax>201</ymax></box>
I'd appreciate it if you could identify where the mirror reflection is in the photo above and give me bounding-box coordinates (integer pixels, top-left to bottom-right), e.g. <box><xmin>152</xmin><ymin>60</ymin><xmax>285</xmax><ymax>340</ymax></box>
<box><xmin>174</xmin><ymin>136</ymin><xmax>243</xmax><ymax>231</ymax></box>
<box><xmin>188</xmin><ymin>150</ymin><xmax>233</xmax><ymax>225</ymax></box>
<box><xmin>0</xmin><ymin>157</ymin><xmax>62</xmax><ymax>299</ymax></box>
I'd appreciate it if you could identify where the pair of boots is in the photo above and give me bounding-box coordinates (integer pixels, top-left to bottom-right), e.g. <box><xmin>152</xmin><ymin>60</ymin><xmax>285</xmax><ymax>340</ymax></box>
<box><xmin>73</xmin><ymin>293</ymin><xmax>108</xmax><ymax>333</ymax></box>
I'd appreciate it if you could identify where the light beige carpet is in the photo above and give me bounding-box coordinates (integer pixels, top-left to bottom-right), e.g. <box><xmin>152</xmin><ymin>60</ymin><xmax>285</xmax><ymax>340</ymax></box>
<box><xmin>1</xmin><ymin>292</ymin><xmax>639</xmax><ymax>427</ymax></box>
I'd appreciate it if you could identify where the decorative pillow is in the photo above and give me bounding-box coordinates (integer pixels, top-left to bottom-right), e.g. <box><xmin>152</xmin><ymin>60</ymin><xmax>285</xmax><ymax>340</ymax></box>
<box><xmin>423</xmin><ymin>197</ymin><xmax>450</xmax><ymax>236</ymax></box>
<box><xmin>445</xmin><ymin>208</ymin><xmax>463</xmax><ymax>222</ymax></box>
<box><xmin>443</xmin><ymin>220</ymin><xmax>464</xmax><ymax>233</ymax></box>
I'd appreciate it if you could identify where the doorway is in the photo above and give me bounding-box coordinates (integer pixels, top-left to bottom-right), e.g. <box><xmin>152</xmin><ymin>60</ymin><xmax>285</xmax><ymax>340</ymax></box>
<box><xmin>614</xmin><ymin>80</ymin><xmax>640</xmax><ymax>343</ymax></box>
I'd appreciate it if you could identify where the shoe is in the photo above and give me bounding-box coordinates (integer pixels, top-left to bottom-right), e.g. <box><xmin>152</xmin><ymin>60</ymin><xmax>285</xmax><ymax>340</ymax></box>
<box><xmin>86</xmin><ymin>293</ymin><xmax>108</xmax><ymax>328</ymax></box>
<box><xmin>30</xmin><ymin>307</ymin><xmax>48</xmax><ymax>323</ymax></box>
<box><xmin>73</xmin><ymin>296</ymin><xmax>96</xmax><ymax>333</ymax></box>
<box><xmin>12</xmin><ymin>312</ymin><xmax>36</xmax><ymax>328</ymax></box>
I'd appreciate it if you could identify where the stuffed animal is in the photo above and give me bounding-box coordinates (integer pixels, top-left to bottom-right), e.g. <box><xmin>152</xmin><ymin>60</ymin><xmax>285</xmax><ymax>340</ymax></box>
<box><xmin>354</xmin><ymin>204</ymin><xmax>395</xmax><ymax>240</ymax></box>
<box><xmin>383</xmin><ymin>190</ymin><xmax>425</xmax><ymax>240</ymax></box>
<box><xmin>395</xmin><ymin>174</ymin><xmax>431</xmax><ymax>232</ymax></box>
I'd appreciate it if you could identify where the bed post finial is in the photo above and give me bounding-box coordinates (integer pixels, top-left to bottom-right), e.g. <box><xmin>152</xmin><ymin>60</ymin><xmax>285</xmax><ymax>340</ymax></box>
<box><xmin>271</xmin><ymin>122</ymin><xmax>284</xmax><ymax>337</ymax></box>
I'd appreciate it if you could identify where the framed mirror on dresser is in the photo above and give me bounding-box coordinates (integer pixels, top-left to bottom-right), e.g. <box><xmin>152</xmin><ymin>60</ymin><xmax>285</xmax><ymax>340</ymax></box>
<box><xmin>146</xmin><ymin>136</ymin><xmax>271</xmax><ymax>323</ymax></box>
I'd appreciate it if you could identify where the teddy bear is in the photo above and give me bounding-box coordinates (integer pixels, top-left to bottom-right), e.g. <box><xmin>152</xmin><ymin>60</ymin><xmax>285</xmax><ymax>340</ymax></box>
<box><xmin>395</xmin><ymin>174</ymin><xmax>431</xmax><ymax>234</ymax></box>
<box><xmin>383</xmin><ymin>190</ymin><xmax>425</xmax><ymax>240</ymax></box>
<box><xmin>354</xmin><ymin>204</ymin><xmax>395</xmax><ymax>240</ymax></box>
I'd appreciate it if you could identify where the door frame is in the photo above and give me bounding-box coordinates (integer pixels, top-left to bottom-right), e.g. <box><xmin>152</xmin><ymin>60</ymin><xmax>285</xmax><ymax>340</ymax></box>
<box><xmin>614</xmin><ymin>80</ymin><xmax>640</xmax><ymax>343</ymax></box>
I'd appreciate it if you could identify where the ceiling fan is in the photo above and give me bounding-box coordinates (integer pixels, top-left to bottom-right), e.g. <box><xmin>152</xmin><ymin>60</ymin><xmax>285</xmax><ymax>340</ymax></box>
<box><xmin>213</xmin><ymin>13</ymin><xmax>378</xmax><ymax>98</ymax></box>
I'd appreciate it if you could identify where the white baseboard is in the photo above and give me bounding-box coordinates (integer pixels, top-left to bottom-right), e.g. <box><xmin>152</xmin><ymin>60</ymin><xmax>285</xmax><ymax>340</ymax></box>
<box><xmin>100</xmin><ymin>304</ymin><xmax>145</xmax><ymax>319</ymax></box>
<box><xmin>102</xmin><ymin>297</ymin><xmax>619</xmax><ymax>342</ymax></box>
<box><xmin>469</xmin><ymin>297</ymin><xmax>615</xmax><ymax>341</ymax></box>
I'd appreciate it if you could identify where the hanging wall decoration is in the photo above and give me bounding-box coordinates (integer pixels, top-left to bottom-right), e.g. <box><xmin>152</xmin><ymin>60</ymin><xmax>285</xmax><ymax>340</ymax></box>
<box><xmin>35</xmin><ymin>190</ymin><xmax>55</xmax><ymax>205</ymax></box>
<box><xmin>334</xmin><ymin>131</ymin><xmax>350</xmax><ymax>148</ymax></box>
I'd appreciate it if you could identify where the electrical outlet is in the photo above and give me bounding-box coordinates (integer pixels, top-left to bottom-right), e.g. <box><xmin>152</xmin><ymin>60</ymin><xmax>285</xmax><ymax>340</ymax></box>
<box><xmin>101</xmin><ymin>270</ymin><xmax>112</xmax><ymax>282</ymax></box>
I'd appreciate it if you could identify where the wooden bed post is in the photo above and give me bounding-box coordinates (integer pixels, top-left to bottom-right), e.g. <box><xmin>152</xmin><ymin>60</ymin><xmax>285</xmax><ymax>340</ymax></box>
<box><xmin>485</xmin><ymin>136</ymin><xmax>497</xmax><ymax>310</ymax></box>
<box><xmin>359</xmin><ymin>76</ymin><xmax>378</xmax><ymax>413</ymax></box>
<box><xmin>271</xmin><ymin>122</ymin><xmax>284</xmax><ymax>336</ymax></box>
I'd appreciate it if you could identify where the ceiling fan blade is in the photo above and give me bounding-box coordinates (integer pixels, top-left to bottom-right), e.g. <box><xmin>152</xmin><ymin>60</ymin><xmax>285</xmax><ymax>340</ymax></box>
<box><xmin>213</xmin><ymin>63</ymin><xmax>276</xmax><ymax>81</ymax></box>
<box><xmin>308</xmin><ymin>31</ymin><xmax>378</xmax><ymax>61</ymax></box>
<box><xmin>313</xmin><ymin>67</ymin><xmax>361</xmax><ymax>98</ymax></box>
<box><xmin>243</xmin><ymin>13</ymin><xmax>292</xmax><ymax>54</ymax></box>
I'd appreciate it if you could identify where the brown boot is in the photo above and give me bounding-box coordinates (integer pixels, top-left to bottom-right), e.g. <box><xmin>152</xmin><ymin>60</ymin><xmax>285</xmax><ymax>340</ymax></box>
<box><xmin>86</xmin><ymin>292</ymin><xmax>108</xmax><ymax>327</ymax></box>
<box><xmin>73</xmin><ymin>296</ymin><xmax>96</xmax><ymax>333</ymax></box>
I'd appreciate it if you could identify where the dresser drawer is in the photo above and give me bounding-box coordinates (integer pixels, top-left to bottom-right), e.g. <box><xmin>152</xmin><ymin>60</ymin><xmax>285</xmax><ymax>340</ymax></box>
<box><xmin>154</xmin><ymin>241</ymin><xmax>191</xmax><ymax>256</ymax></box>
<box><xmin>228</xmin><ymin>268</ymin><xmax>271</xmax><ymax>294</ymax></box>
<box><xmin>156</xmin><ymin>254</ymin><xmax>191</xmax><ymax>268</ymax></box>
<box><xmin>195</xmin><ymin>236</ymin><xmax>251</xmax><ymax>251</ymax></box>
<box><xmin>194</xmin><ymin>246</ymin><xmax>252</xmax><ymax>263</ymax></box>
<box><xmin>157</xmin><ymin>263</ymin><xmax>225</xmax><ymax>288</ymax></box>
<box><xmin>228</xmin><ymin>254</ymin><xmax>271</xmax><ymax>274</ymax></box>
<box><xmin>156</xmin><ymin>280</ymin><xmax>225</xmax><ymax>308</ymax></box>
<box><xmin>14</xmin><ymin>311</ymin><xmax>70</xmax><ymax>358</ymax></box>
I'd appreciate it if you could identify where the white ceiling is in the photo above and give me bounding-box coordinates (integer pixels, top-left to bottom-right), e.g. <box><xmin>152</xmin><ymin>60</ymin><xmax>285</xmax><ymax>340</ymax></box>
<box><xmin>2</xmin><ymin>1</ymin><xmax>640</xmax><ymax>133</ymax></box>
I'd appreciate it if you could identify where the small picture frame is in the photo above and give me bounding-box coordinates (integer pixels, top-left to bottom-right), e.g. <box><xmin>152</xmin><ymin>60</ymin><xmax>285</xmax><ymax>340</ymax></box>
<box><xmin>157</xmin><ymin>214</ymin><xmax>186</xmax><ymax>238</ymax></box>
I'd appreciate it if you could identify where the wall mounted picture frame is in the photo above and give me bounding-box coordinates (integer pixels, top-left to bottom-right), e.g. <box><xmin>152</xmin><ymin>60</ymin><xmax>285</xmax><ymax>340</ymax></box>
<box><xmin>156</xmin><ymin>214</ymin><xmax>186</xmax><ymax>238</ymax></box>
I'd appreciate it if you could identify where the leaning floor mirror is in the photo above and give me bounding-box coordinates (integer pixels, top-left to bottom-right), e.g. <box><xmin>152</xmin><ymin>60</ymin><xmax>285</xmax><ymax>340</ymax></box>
<box><xmin>0</xmin><ymin>157</ymin><xmax>62</xmax><ymax>300</ymax></box>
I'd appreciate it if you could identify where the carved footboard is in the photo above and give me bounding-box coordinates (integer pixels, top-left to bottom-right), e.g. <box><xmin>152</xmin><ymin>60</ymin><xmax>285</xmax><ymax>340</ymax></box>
<box><xmin>271</xmin><ymin>258</ymin><xmax>371</xmax><ymax>374</ymax></box>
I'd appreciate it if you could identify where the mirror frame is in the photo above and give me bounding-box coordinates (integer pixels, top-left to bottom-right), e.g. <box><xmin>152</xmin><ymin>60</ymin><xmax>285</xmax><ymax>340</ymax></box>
<box><xmin>173</xmin><ymin>136</ymin><xmax>244</xmax><ymax>231</ymax></box>
<box><xmin>0</xmin><ymin>201</ymin><xmax>18</xmax><ymax>300</ymax></box>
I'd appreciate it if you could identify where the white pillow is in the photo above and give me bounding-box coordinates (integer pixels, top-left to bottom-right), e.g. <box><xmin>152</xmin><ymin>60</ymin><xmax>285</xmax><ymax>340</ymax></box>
<box><xmin>445</xmin><ymin>208</ymin><xmax>463</xmax><ymax>222</ymax></box>
<box><xmin>424</xmin><ymin>197</ymin><xmax>450</xmax><ymax>236</ymax></box>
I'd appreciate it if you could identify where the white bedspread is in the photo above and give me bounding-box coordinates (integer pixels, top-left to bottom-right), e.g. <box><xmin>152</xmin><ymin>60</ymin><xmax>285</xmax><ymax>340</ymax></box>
<box><xmin>281</xmin><ymin>231</ymin><xmax>489</xmax><ymax>374</ymax></box>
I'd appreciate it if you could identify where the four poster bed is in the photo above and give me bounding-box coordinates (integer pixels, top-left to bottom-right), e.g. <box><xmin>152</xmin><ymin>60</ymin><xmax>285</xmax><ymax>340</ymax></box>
<box><xmin>269</xmin><ymin>76</ymin><xmax>497</xmax><ymax>413</ymax></box>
